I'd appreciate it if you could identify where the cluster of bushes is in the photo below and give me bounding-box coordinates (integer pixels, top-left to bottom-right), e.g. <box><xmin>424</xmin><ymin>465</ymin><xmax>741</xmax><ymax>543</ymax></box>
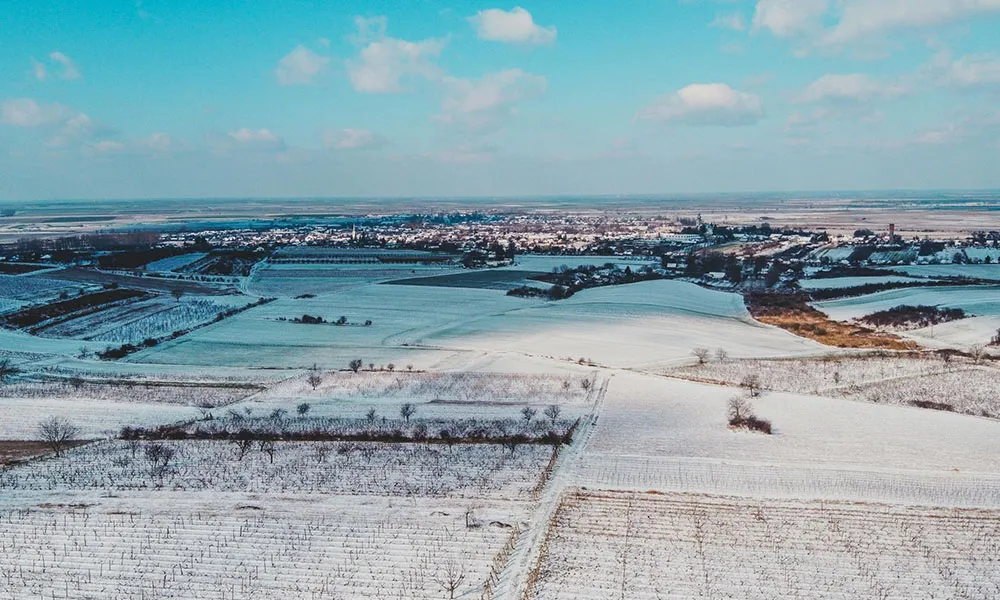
<box><xmin>727</xmin><ymin>396</ymin><xmax>772</xmax><ymax>435</ymax></box>
<box><xmin>120</xmin><ymin>416</ymin><xmax>580</xmax><ymax>449</ymax></box>
<box><xmin>859</xmin><ymin>305</ymin><xmax>967</xmax><ymax>330</ymax></box>
<box><xmin>280</xmin><ymin>314</ymin><xmax>372</xmax><ymax>326</ymax></box>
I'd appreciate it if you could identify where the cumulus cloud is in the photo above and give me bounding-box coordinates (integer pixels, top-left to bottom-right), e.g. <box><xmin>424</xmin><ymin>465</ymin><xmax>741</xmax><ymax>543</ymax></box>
<box><xmin>823</xmin><ymin>0</ymin><xmax>1000</xmax><ymax>46</ymax></box>
<box><xmin>322</xmin><ymin>128</ymin><xmax>388</xmax><ymax>150</ymax></box>
<box><xmin>946</xmin><ymin>54</ymin><xmax>1000</xmax><ymax>88</ymax></box>
<box><xmin>31</xmin><ymin>59</ymin><xmax>47</xmax><ymax>81</ymax></box>
<box><xmin>636</xmin><ymin>83</ymin><xmax>764</xmax><ymax>127</ymax></box>
<box><xmin>752</xmin><ymin>0</ymin><xmax>828</xmax><ymax>37</ymax></box>
<box><xmin>437</xmin><ymin>69</ymin><xmax>547</xmax><ymax>134</ymax></box>
<box><xmin>797</xmin><ymin>74</ymin><xmax>911</xmax><ymax>103</ymax></box>
<box><xmin>1</xmin><ymin>98</ymin><xmax>72</xmax><ymax>127</ymax></box>
<box><xmin>49</xmin><ymin>51</ymin><xmax>81</xmax><ymax>80</ymax></box>
<box><xmin>210</xmin><ymin>128</ymin><xmax>286</xmax><ymax>153</ymax></box>
<box><xmin>347</xmin><ymin>18</ymin><xmax>445</xmax><ymax>93</ymax></box>
<box><xmin>275</xmin><ymin>45</ymin><xmax>329</xmax><ymax>86</ymax></box>
<box><xmin>469</xmin><ymin>7</ymin><xmax>557</xmax><ymax>45</ymax></box>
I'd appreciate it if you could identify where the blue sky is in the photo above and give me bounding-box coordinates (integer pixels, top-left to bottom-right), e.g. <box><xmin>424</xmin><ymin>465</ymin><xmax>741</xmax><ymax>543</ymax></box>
<box><xmin>2</xmin><ymin>0</ymin><xmax>999</xmax><ymax>200</ymax></box>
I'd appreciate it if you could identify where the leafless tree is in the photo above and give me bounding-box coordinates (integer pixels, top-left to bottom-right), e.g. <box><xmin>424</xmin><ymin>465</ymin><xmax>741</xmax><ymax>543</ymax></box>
<box><xmin>741</xmin><ymin>373</ymin><xmax>762</xmax><ymax>397</ymax></box>
<box><xmin>307</xmin><ymin>363</ymin><xmax>322</xmax><ymax>390</ymax></box>
<box><xmin>366</xmin><ymin>408</ymin><xmax>378</xmax><ymax>423</ymax></box>
<box><xmin>970</xmin><ymin>344</ymin><xmax>986</xmax><ymax>364</ymax></box>
<box><xmin>521</xmin><ymin>406</ymin><xmax>537</xmax><ymax>425</ymax></box>
<box><xmin>386</xmin><ymin>363</ymin><xmax>395</xmax><ymax>372</ymax></box>
<box><xmin>68</xmin><ymin>376</ymin><xmax>85</xmax><ymax>391</ymax></box>
<box><xmin>258</xmin><ymin>439</ymin><xmax>276</xmax><ymax>463</ymax></box>
<box><xmin>544</xmin><ymin>404</ymin><xmax>562</xmax><ymax>426</ymax></box>
<box><xmin>125</xmin><ymin>437</ymin><xmax>141</xmax><ymax>458</ymax></box>
<box><xmin>349</xmin><ymin>359</ymin><xmax>363</xmax><ymax>373</ymax></box>
<box><xmin>715</xmin><ymin>348</ymin><xmax>729</xmax><ymax>363</ymax></box>
<box><xmin>143</xmin><ymin>443</ymin><xmax>175</xmax><ymax>478</ymax></box>
<box><xmin>296</xmin><ymin>402</ymin><xmax>311</xmax><ymax>416</ymax></box>
<box><xmin>400</xmin><ymin>403</ymin><xmax>416</xmax><ymax>423</ymax></box>
<box><xmin>171</xmin><ymin>288</ymin><xmax>184</xmax><ymax>302</ymax></box>
<box><xmin>434</xmin><ymin>561</ymin><xmax>467</xmax><ymax>599</ymax></box>
<box><xmin>406</xmin><ymin>364</ymin><xmax>414</xmax><ymax>372</ymax></box>
<box><xmin>37</xmin><ymin>417</ymin><xmax>79</xmax><ymax>456</ymax></box>
<box><xmin>692</xmin><ymin>348</ymin><xmax>710</xmax><ymax>365</ymax></box>
<box><xmin>727</xmin><ymin>395</ymin><xmax>754</xmax><ymax>423</ymax></box>
<box><xmin>232</xmin><ymin>431</ymin><xmax>255</xmax><ymax>460</ymax></box>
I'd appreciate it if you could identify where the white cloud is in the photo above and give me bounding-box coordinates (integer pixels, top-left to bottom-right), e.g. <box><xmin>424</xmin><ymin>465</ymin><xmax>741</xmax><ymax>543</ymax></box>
<box><xmin>711</xmin><ymin>12</ymin><xmax>747</xmax><ymax>32</ymax></box>
<box><xmin>31</xmin><ymin>59</ymin><xmax>47</xmax><ymax>81</ymax></box>
<box><xmin>0</xmin><ymin>98</ymin><xmax>71</xmax><ymax>127</ymax></box>
<box><xmin>229</xmin><ymin>128</ymin><xmax>281</xmax><ymax>143</ymax></box>
<box><xmin>752</xmin><ymin>0</ymin><xmax>828</xmax><ymax>37</ymax></box>
<box><xmin>797</xmin><ymin>74</ymin><xmax>911</xmax><ymax>103</ymax></box>
<box><xmin>275</xmin><ymin>45</ymin><xmax>329</xmax><ymax>86</ymax></box>
<box><xmin>213</xmin><ymin>128</ymin><xmax>286</xmax><ymax>153</ymax></box>
<box><xmin>823</xmin><ymin>0</ymin><xmax>1000</xmax><ymax>45</ymax></box>
<box><xmin>947</xmin><ymin>54</ymin><xmax>1000</xmax><ymax>88</ymax></box>
<box><xmin>437</xmin><ymin>69</ymin><xmax>547</xmax><ymax>134</ymax></box>
<box><xmin>469</xmin><ymin>7</ymin><xmax>557</xmax><ymax>45</ymax></box>
<box><xmin>49</xmin><ymin>51</ymin><xmax>81</xmax><ymax>80</ymax></box>
<box><xmin>322</xmin><ymin>128</ymin><xmax>388</xmax><ymax>150</ymax></box>
<box><xmin>348</xmin><ymin>36</ymin><xmax>445</xmax><ymax>93</ymax></box>
<box><xmin>636</xmin><ymin>83</ymin><xmax>764</xmax><ymax>127</ymax></box>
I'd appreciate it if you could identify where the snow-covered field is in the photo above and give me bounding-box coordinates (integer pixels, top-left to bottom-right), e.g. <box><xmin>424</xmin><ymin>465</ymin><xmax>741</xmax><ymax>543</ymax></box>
<box><xmin>797</xmin><ymin>275</ymin><xmax>920</xmax><ymax>289</ymax></box>
<box><xmin>527</xmin><ymin>490</ymin><xmax>1000</xmax><ymax>600</ymax></box>
<box><xmin>0</xmin><ymin>397</ymin><xmax>199</xmax><ymax>440</ymax></box>
<box><xmin>578</xmin><ymin>372</ymin><xmax>1000</xmax><ymax>507</ymax></box>
<box><xmin>0</xmin><ymin>440</ymin><xmax>549</xmax><ymax>498</ymax></box>
<box><xmin>0</xmin><ymin>274</ymin><xmax>82</xmax><ymax>301</ymax></box>
<box><xmin>814</xmin><ymin>285</ymin><xmax>1000</xmax><ymax>347</ymax></box>
<box><xmin>888</xmin><ymin>264</ymin><xmax>1000</xmax><ymax>281</ymax></box>
<box><xmin>0</xmin><ymin>495</ymin><xmax>525</xmax><ymax>600</ymax></box>
<box><xmin>143</xmin><ymin>252</ymin><xmax>208</xmax><ymax>272</ymax></box>
<box><xmin>501</xmin><ymin>254</ymin><xmax>659</xmax><ymax>273</ymax></box>
<box><xmin>670</xmin><ymin>354</ymin><xmax>1000</xmax><ymax>417</ymax></box>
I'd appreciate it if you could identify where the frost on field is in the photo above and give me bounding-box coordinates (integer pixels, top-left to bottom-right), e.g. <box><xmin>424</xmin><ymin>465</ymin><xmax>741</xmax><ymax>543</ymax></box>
<box><xmin>670</xmin><ymin>355</ymin><xmax>1000</xmax><ymax>417</ymax></box>
<box><xmin>0</xmin><ymin>441</ymin><xmax>550</xmax><ymax>499</ymax></box>
<box><xmin>266</xmin><ymin>371</ymin><xmax>596</xmax><ymax>406</ymax></box>
<box><xmin>526</xmin><ymin>490</ymin><xmax>1000</xmax><ymax>600</ymax></box>
<box><xmin>0</xmin><ymin>499</ymin><xmax>518</xmax><ymax>600</ymax></box>
<box><xmin>0</xmin><ymin>380</ymin><xmax>255</xmax><ymax>407</ymax></box>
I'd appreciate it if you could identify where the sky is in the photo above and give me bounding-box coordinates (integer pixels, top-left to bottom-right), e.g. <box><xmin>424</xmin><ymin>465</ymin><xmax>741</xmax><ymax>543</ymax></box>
<box><xmin>1</xmin><ymin>0</ymin><xmax>999</xmax><ymax>201</ymax></box>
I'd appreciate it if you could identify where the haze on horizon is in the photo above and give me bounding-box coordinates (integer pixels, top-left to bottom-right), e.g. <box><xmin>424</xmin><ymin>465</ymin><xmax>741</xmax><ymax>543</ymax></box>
<box><xmin>2</xmin><ymin>0</ymin><xmax>999</xmax><ymax>201</ymax></box>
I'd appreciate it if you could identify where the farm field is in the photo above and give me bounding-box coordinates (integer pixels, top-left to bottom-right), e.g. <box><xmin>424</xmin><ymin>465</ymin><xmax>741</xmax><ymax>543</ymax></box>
<box><xmin>577</xmin><ymin>372</ymin><xmax>1000</xmax><ymax>507</ymax></box>
<box><xmin>526</xmin><ymin>490</ymin><xmax>1000</xmax><ymax>600</ymax></box>
<box><xmin>131</xmin><ymin>280</ymin><xmax>823</xmax><ymax>370</ymax></box>
<box><xmin>887</xmin><ymin>264</ymin><xmax>1000</xmax><ymax>280</ymax></box>
<box><xmin>142</xmin><ymin>252</ymin><xmax>208</xmax><ymax>272</ymax></box>
<box><xmin>797</xmin><ymin>275</ymin><xmax>921</xmax><ymax>289</ymax></box>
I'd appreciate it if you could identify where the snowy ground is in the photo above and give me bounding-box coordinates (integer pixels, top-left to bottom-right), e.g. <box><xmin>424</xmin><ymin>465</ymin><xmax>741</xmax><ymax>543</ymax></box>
<box><xmin>527</xmin><ymin>490</ymin><xmax>1000</xmax><ymax>600</ymax></box>
<box><xmin>814</xmin><ymin>285</ymin><xmax>1000</xmax><ymax>347</ymax></box>
<box><xmin>797</xmin><ymin>275</ymin><xmax>921</xmax><ymax>289</ymax></box>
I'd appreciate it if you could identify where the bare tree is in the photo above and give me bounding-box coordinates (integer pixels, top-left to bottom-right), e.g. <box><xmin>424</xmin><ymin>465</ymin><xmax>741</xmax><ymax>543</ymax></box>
<box><xmin>349</xmin><ymin>359</ymin><xmax>363</xmax><ymax>373</ymax></box>
<box><xmin>692</xmin><ymin>348</ymin><xmax>710</xmax><ymax>365</ymax></box>
<box><xmin>386</xmin><ymin>363</ymin><xmax>395</xmax><ymax>372</ymax></box>
<box><xmin>727</xmin><ymin>396</ymin><xmax>754</xmax><ymax>423</ymax></box>
<box><xmin>715</xmin><ymin>348</ymin><xmax>729</xmax><ymax>363</ymax></box>
<box><xmin>307</xmin><ymin>364</ymin><xmax>322</xmax><ymax>390</ymax></box>
<box><xmin>970</xmin><ymin>344</ymin><xmax>986</xmax><ymax>364</ymax></box>
<box><xmin>435</xmin><ymin>561</ymin><xmax>467</xmax><ymax>599</ymax></box>
<box><xmin>37</xmin><ymin>417</ymin><xmax>79</xmax><ymax>456</ymax></box>
<box><xmin>143</xmin><ymin>443</ymin><xmax>175</xmax><ymax>478</ymax></box>
<box><xmin>521</xmin><ymin>406</ymin><xmax>537</xmax><ymax>426</ymax></box>
<box><xmin>544</xmin><ymin>404</ymin><xmax>562</xmax><ymax>426</ymax></box>
<box><xmin>258</xmin><ymin>439</ymin><xmax>276</xmax><ymax>464</ymax></box>
<box><xmin>406</xmin><ymin>364</ymin><xmax>414</xmax><ymax>372</ymax></box>
<box><xmin>68</xmin><ymin>376</ymin><xmax>85</xmax><ymax>391</ymax></box>
<box><xmin>581</xmin><ymin>377</ymin><xmax>592</xmax><ymax>391</ymax></box>
<box><xmin>366</xmin><ymin>407</ymin><xmax>378</xmax><ymax>423</ymax></box>
<box><xmin>296</xmin><ymin>402</ymin><xmax>311</xmax><ymax>416</ymax></box>
<box><xmin>232</xmin><ymin>431</ymin><xmax>255</xmax><ymax>461</ymax></box>
<box><xmin>741</xmin><ymin>373</ymin><xmax>762</xmax><ymax>398</ymax></box>
<box><xmin>171</xmin><ymin>288</ymin><xmax>184</xmax><ymax>303</ymax></box>
<box><xmin>400</xmin><ymin>403</ymin><xmax>416</xmax><ymax>423</ymax></box>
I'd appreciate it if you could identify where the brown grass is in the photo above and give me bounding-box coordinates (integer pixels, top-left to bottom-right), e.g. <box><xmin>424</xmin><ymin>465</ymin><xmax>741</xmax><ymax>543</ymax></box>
<box><xmin>746</xmin><ymin>292</ymin><xmax>918</xmax><ymax>351</ymax></box>
<box><xmin>0</xmin><ymin>440</ymin><xmax>89</xmax><ymax>465</ymax></box>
